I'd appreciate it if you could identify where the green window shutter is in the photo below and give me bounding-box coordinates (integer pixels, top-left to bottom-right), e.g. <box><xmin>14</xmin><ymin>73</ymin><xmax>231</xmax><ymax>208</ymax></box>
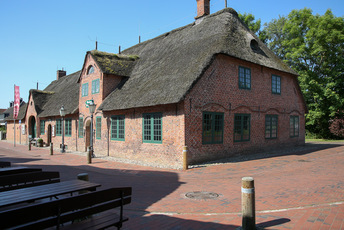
<box><xmin>265</xmin><ymin>115</ymin><xmax>278</xmax><ymax>139</ymax></box>
<box><xmin>202</xmin><ymin>112</ymin><xmax>224</xmax><ymax>144</ymax></box>
<box><xmin>56</xmin><ymin>119</ymin><xmax>62</xmax><ymax>136</ymax></box>
<box><xmin>143</xmin><ymin>113</ymin><xmax>162</xmax><ymax>143</ymax></box>
<box><xmin>111</xmin><ymin>115</ymin><xmax>125</xmax><ymax>141</ymax></box>
<box><xmin>239</xmin><ymin>66</ymin><xmax>251</xmax><ymax>89</ymax></box>
<box><xmin>40</xmin><ymin>120</ymin><xmax>45</xmax><ymax>135</ymax></box>
<box><xmin>96</xmin><ymin>116</ymin><xmax>101</xmax><ymax>139</ymax></box>
<box><xmin>272</xmin><ymin>75</ymin><xmax>281</xmax><ymax>94</ymax></box>
<box><xmin>79</xmin><ymin>117</ymin><xmax>83</xmax><ymax>138</ymax></box>
<box><xmin>234</xmin><ymin>114</ymin><xmax>251</xmax><ymax>142</ymax></box>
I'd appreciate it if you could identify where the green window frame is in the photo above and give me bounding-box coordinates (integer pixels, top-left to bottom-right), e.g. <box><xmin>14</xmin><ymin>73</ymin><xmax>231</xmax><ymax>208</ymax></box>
<box><xmin>40</xmin><ymin>120</ymin><xmax>45</xmax><ymax>135</ymax></box>
<box><xmin>96</xmin><ymin>116</ymin><xmax>101</xmax><ymax>139</ymax></box>
<box><xmin>78</xmin><ymin>117</ymin><xmax>83</xmax><ymax>138</ymax></box>
<box><xmin>234</xmin><ymin>114</ymin><xmax>251</xmax><ymax>142</ymax></box>
<box><xmin>239</xmin><ymin>66</ymin><xmax>251</xmax><ymax>89</ymax></box>
<box><xmin>65</xmin><ymin>119</ymin><xmax>72</xmax><ymax>137</ymax></box>
<box><xmin>265</xmin><ymin>115</ymin><xmax>278</xmax><ymax>139</ymax></box>
<box><xmin>272</xmin><ymin>75</ymin><xmax>281</xmax><ymax>94</ymax></box>
<box><xmin>56</xmin><ymin>119</ymin><xmax>62</xmax><ymax>136</ymax></box>
<box><xmin>143</xmin><ymin>113</ymin><xmax>162</xmax><ymax>143</ymax></box>
<box><xmin>290</xmin><ymin>116</ymin><xmax>299</xmax><ymax>137</ymax></box>
<box><xmin>82</xmin><ymin>83</ymin><xmax>88</xmax><ymax>97</ymax></box>
<box><xmin>92</xmin><ymin>79</ymin><xmax>100</xmax><ymax>94</ymax></box>
<box><xmin>111</xmin><ymin>115</ymin><xmax>125</xmax><ymax>141</ymax></box>
<box><xmin>202</xmin><ymin>112</ymin><xmax>224</xmax><ymax>144</ymax></box>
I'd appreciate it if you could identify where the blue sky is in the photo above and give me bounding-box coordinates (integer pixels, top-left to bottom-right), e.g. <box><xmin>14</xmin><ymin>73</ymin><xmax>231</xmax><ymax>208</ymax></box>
<box><xmin>1</xmin><ymin>0</ymin><xmax>343</xmax><ymax>109</ymax></box>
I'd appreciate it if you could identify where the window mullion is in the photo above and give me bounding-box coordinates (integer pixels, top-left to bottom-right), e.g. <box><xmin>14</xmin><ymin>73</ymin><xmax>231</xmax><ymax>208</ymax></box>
<box><xmin>150</xmin><ymin>116</ymin><xmax>154</xmax><ymax>141</ymax></box>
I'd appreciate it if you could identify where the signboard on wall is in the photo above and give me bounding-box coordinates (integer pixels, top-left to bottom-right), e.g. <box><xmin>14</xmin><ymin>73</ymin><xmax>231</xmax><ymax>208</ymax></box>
<box><xmin>52</xmin><ymin>125</ymin><xmax>55</xmax><ymax>137</ymax></box>
<box><xmin>22</xmin><ymin>125</ymin><xmax>25</xmax><ymax>135</ymax></box>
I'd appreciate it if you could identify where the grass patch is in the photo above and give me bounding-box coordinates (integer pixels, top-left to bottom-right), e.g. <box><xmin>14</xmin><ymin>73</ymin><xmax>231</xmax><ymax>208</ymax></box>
<box><xmin>306</xmin><ymin>138</ymin><xmax>344</xmax><ymax>143</ymax></box>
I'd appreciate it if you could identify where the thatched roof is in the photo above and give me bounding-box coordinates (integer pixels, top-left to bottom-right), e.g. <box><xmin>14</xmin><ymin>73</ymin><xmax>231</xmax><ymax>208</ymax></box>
<box><xmin>34</xmin><ymin>71</ymin><xmax>81</xmax><ymax>118</ymax></box>
<box><xmin>89</xmin><ymin>50</ymin><xmax>139</xmax><ymax>77</ymax></box>
<box><xmin>98</xmin><ymin>8</ymin><xmax>297</xmax><ymax>111</ymax></box>
<box><xmin>4</xmin><ymin>102</ymin><xmax>28</xmax><ymax>121</ymax></box>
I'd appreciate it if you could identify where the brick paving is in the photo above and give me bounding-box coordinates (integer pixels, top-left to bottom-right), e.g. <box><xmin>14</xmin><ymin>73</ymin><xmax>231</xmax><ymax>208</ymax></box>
<box><xmin>0</xmin><ymin>141</ymin><xmax>343</xmax><ymax>229</ymax></box>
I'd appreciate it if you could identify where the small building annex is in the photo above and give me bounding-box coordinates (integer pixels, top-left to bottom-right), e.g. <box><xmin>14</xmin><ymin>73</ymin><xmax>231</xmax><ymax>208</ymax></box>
<box><xmin>6</xmin><ymin>1</ymin><xmax>307</xmax><ymax>169</ymax></box>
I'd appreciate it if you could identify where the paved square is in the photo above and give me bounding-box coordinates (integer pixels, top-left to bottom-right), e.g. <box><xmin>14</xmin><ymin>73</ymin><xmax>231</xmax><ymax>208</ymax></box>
<box><xmin>0</xmin><ymin>141</ymin><xmax>343</xmax><ymax>229</ymax></box>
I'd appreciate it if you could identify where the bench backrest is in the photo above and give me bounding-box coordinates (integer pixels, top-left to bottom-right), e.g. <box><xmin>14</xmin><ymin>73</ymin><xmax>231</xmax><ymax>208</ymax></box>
<box><xmin>0</xmin><ymin>161</ymin><xmax>11</xmax><ymax>168</ymax></box>
<box><xmin>0</xmin><ymin>187</ymin><xmax>132</xmax><ymax>230</ymax></box>
<box><xmin>0</xmin><ymin>168</ymin><xmax>42</xmax><ymax>176</ymax></box>
<box><xmin>0</xmin><ymin>171</ymin><xmax>60</xmax><ymax>192</ymax></box>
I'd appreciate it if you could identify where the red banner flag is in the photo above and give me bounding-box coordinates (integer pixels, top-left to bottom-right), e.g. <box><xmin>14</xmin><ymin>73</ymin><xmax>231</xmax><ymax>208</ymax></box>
<box><xmin>14</xmin><ymin>85</ymin><xmax>20</xmax><ymax>119</ymax></box>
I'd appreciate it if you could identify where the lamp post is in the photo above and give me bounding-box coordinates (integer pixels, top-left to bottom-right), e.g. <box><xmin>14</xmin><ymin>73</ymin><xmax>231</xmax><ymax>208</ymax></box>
<box><xmin>60</xmin><ymin>105</ymin><xmax>66</xmax><ymax>153</ymax></box>
<box><xmin>88</xmin><ymin>100</ymin><xmax>96</xmax><ymax>162</ymax></box>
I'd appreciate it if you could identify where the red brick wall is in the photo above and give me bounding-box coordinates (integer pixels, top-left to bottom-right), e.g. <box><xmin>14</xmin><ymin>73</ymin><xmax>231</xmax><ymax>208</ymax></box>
<box><xmin>76</xmin><ymin>103</ymin><xmax>185</xmax><ymax>169</ymax></box>
<box><xmin>5</xmin><ymin>122</ymin><xmax>27</xmax><ymax>144</ymax></box>
<box><xmin>39</xmin><ymin>115</ymin><xmax>79</xmax><ymax>151</ymax></box>
<box><xmin>184</xmin><ymin>54</ymin><xmax>306</xmax><ymax>164</ymax></box>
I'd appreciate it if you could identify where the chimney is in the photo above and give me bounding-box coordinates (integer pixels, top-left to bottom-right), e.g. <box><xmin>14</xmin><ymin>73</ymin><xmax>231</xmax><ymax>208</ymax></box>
<box><xmin>57</xmin><ymin>69</ymin><xmax>67</xmax><ymax>80</ymax></box>
<box><xmin>195</xmin><ymin>0</ymin><xmax>210</xmax><ymax>19</ymax></box>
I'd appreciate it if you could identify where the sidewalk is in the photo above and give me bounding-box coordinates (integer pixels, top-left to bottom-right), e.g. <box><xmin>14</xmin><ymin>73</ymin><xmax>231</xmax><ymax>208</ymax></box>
<box><xmin>0</xmin><ymin>141</ymin><xmax>343</xmax><ymax>229</ymax></box>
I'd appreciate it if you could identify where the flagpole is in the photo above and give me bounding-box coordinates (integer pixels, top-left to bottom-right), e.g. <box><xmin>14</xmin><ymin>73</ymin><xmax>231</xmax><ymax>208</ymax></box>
<box><xmin>14</xmin><ymin>85</ymin><xmax>16</xmax><ymax>147</ymax></box>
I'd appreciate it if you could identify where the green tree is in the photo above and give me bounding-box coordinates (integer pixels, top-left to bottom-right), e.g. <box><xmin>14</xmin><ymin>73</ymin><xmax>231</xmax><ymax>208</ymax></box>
<box><xmin>238</xmin><ymin>12</ymin><xmax>262</xmax><ymax>35</ymax></box>
<box><xmin>262</xmin><ymin>8</ymin><xmax>344</xmax><ymax>138</ymax></box>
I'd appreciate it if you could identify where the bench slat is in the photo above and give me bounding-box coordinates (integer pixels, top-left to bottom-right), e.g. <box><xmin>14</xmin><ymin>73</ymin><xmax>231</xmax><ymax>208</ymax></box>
<box><xmin>0</xmin><ymin>171</ymin><xmax>60</xmax><ymax>191</ymax></box>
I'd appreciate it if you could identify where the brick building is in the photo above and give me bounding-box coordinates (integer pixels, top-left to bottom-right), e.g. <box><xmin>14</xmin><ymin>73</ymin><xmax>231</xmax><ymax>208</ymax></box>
<box><xmin>5</xmin><ymin>2</ymin><xmax>307</xmax><ymax>169</ymax></box>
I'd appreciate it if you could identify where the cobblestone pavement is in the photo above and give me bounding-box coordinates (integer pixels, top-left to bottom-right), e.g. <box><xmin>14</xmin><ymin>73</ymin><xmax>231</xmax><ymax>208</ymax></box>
<box><xmin>0</xmin><ymin>141</ymin><xmax>343</xmax><ymax>229</ymax></box>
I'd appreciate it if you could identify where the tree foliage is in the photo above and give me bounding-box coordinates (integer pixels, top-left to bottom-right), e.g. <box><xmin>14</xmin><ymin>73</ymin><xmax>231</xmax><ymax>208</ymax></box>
<box><xmin>261</xmin><ymin>8</ymin><xmax>344</xmax><ymax>138</ymax></box>
<box><xmin>238</xmin><ymin>12</ymin><xmax>262</xmax><ymax>35</ymax></box>
<box><xmin>329</xmin><ymin>117</ymin><xmax>344</xmax><ymax>138</ymax></box>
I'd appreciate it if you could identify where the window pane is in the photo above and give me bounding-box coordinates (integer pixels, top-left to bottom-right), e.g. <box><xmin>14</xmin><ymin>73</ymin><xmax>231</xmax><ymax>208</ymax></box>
<box><xmin>153</xmin><ymin>115</ymin><xmax>162</xmax><ymax>141</ymax></box>
<box><xmin>234</xmin><ymin>114</ymin><xmax>250</xmax><ymax>141</ymax></box>
<box><xmin>214</xmin><ymin>114</ymin><xmax>223</xmax><ymax>142</ymax></box>
<box><xmin>203</xmin><ymin>113</ymin><xmax>212</xmax><ymax>143</ymax></box>
<box><xmin>118</xmin><ymin>117</ymin><xmax>125</xmax><ymax>139</ymax></box>
<box><xmin>242</xmin><ymin>116</ymin><xmax>250</xmax><ymax>141</ymax></box>
<box><xmin>56</xmin><ymin>119</ymin><xmax>61</xmax><ymax>135</ymax></box>
<box><xmin>245</xmin><ymin>69</ymin><xmax>251</xmax><ymax>88</ymax></box>
<box><xmin>96</xmin><ymin>117</ymin><xmax>101</xmax><ymax>139</ymax></box>
<box><xmin>265</xmin><ymin>117</ymin><xmax>271</xmax><ymax>138</ymax></box>
<box><xmin>40</xmin><ymin>120</ymin><xmax>45</xmax><ymax>135</ymax></box>
<box><xmin>111</xmin><ymin>117</ymin><xmax>118</xmax><ymax>139</ymax></box>
<box><xmin>234</xmin><ymin>115</ymin><xmax>242</xmax><ymax>141</ymax></box>
<box><xmin>79</xmin><ymin>118</ymin><xmax>83</xmax><ymax>138</ymax></box>
<box><xmin>143</xmin><ymin>115</ymin><xmax>151</xmax><ymax>141</ymax></box>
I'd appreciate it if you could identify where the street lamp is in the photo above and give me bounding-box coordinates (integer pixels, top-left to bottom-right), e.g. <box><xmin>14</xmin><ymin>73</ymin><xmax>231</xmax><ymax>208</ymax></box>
<box><xmin>88</xmin><ymin>100</ymin><xmax>96</xmax><ymax>162</ymax></box>
<box><xmin>60</xmin><ymin>105</ymin><xmax>66</xmax><ymax>153</ymax></box>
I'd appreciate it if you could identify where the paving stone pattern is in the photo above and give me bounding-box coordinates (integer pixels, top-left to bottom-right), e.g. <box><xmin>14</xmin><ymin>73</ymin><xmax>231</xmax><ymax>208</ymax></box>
<box><xmin>0</xmin><ymin>141</ymin><xmax>343</xmax><ymax>229</ymax></box>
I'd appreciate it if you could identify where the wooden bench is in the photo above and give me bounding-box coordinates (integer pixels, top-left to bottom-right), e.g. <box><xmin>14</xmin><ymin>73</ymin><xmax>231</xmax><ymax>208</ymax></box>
<box><xmin>0</xmin><ymin>187</ymin><xmax>132</xmax><ymax>230</ymax></box>
<box><xmin>0</xmin><ymin>171</ymin><xmax>60</xmax><ymax>192</ymax></box>
<box><xmin>0</xmin><ymin>161</ymin><xmax>11</xmax><ymax>168</ymax></box>
<box><xmin>0</xmin><ymin>167</ymin><xmax>42</xmax><ymax>176</ymax></box>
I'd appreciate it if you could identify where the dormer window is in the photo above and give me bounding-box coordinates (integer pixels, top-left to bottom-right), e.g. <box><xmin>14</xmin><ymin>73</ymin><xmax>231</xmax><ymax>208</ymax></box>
<box><xmin>87</xmin><ymin>66</ymin><xmax>94</xmax><ymax>75</ymax></box>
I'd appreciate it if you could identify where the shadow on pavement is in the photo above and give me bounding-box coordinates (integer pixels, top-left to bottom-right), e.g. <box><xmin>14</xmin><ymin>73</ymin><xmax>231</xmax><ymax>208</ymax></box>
<box><xmin>0</xmin><ymin>143</ymin><xmax>299</xmax><ymax>229</ymax></box>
